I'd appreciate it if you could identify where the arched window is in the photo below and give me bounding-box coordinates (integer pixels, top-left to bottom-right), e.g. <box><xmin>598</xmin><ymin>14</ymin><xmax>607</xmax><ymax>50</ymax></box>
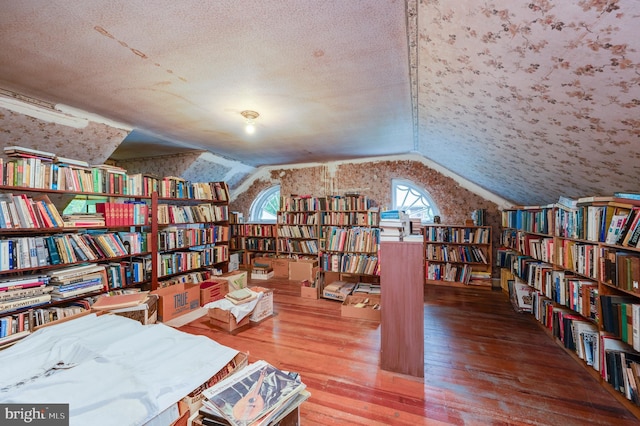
<box><xmin>249</xmin><ymin>185</ymin><xmax>280</xmax><ymax>223</ymax></box>
<box><xmin>392</xmin><ymin>179</ymin><xmax>440</xmax><ymax>224</ymax></box>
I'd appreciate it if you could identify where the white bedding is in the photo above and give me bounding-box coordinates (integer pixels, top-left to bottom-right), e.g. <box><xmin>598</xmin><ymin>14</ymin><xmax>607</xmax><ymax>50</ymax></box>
<box><xmin>0</xmin><ymin>314</ymin><xmax>238</xmax><ymax>426</ymax></box>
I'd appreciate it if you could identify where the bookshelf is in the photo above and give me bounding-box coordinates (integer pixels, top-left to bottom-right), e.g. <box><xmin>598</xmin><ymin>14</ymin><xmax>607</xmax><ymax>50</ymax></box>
<box><xmin>318</xmin><ymin>194</ymin><xmax>380</xmax><ymax>279</ymax></box>
<box><xmin>276</xmin><ymin>210</ymin><xmax>319</xmax><ymax>258</ymax></box>
<box><xmin>500</xmin><ymin>196</ymin><xmax>640</xmax><ymax>419</ymax></box>
<box><xmin>0</xmin><ymin>147</ymin><xmax>232</xmax><ymax>345</ymax></box>
<box><xmin>423</xmin><ymin>224</ymin><xmax>492</xmax><ymax>290</ymax></box>
<box><xmin>241</xmin><ymin>223</ymin><xmax>277</xmax><ymax>265</ymax></box>
<box><xmin>154</xmin><ymin>184</ymin><xmax>230</xmax><ymax>288</ymax></box>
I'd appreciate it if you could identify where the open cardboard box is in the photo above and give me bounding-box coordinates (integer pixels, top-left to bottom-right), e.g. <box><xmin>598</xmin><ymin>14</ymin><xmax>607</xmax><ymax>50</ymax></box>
<box><xmin>200</xmin><ymin>279</ymin><xmax>229</xmax><ymax>305</ymax></box>
<box><xmin>151</xmin><ymin>283</ymin><xmax>201</xmax><ymax>323</ymax></box>
<box><xmin>300</xmin><ymin>279</ymin><xmax>319</xmax><ymax>299</ymax></box>
<box><xmin>341</xmin><ymin>294</ymin><xmax>381</xmax><ymax>321</ymax></box>
<box><xmin>208</xmin><ymin>307</ymin><xmax>252</xmax><ymax>334</ymax></box>
<box><xmin>289</xmin><ymin>258</ymin><xmax>319</xmax><ymax>281</ymax></box>
<box><xmin>249</xmin><ymin>286</ymin><xmax>274</xmax><ymax>322</ymax></box>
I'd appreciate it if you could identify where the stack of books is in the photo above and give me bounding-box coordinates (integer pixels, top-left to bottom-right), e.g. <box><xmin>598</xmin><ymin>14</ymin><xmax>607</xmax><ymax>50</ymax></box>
<box><xmin>224</xmin><ymin>288</ymin><xmax>257</xmax><ymax>305</ymax></box>
<box><xmin>379</xmin><ymin>210</ymin><xmax>410</xmax><ymax>241</ymax></box>
<box><xmin>200</xmin><ymin>360</ymin><xmax>310</xmax><ymax>426</ymax></box>
<box><xmin>62</xmin><ymin>213</ymin><xmax>106</xmax><ymax>227</ymax></box>
<box><xmin>251</xmin><ymin>263</ymin><xmax>274</xmax><ymax>280</ymax></box>
<box><xmin>48</xmin><ymin>264</ymin><xmax>106</xmax><ymax>300</ymax></box>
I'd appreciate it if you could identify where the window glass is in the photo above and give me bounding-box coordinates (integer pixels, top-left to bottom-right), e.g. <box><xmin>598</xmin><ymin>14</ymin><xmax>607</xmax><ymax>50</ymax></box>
<box><xmin>392</xmin><ymin>179</ymin><xmax>439</xmax><ymax>223</ymax></box>
<box><xmin>249</xmin><ymin>185</ymin><xmax>280</xmax><ymax>223</ymax></box>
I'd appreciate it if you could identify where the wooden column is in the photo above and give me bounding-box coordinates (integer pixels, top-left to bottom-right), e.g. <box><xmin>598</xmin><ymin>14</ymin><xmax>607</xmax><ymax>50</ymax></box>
<box><xmin>380</xmin><ymin>241</ymin><xmax>424</xmax><ymax>377</ymax></box>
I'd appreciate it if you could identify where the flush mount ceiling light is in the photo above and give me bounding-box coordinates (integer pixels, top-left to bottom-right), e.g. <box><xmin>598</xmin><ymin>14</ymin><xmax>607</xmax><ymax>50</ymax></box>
<box><xmin>240</xmin><ymin>110</ymin><xmax>259</xmax><ymax>134</ymax></box>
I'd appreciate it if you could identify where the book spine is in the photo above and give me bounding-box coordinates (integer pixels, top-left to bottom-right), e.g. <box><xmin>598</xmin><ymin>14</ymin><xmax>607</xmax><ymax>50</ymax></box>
<box><xmin>0</xmin><ymin>294</ymin><xmax>51</xmax><ymax>313</ymax></box>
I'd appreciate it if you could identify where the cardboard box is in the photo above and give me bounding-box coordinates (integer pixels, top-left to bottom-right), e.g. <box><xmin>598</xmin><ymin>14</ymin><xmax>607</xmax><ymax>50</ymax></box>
<box><xmin>249</xmin><ymin>286</ymin><xmax>274</xmax><ymax>322</ymax></box>
<box><xmin>152</xmin><ymin>283</ymin><xmax>201</xmax><ymax>323</ymax></box>
<box><xmin>323</xmin><ymin>280</ymin><xmax>355</xmax><ymax>302</ymax></box>
<box><xmin>200</xmin><ymin>279</ymin><xmax>229</xmax><ymax>305</ymax></box>
<box><xmin>216</xmin><ymin>270</ymin><xmax>247</xmax><ymax>291</ymax></box>
<box><xmin>289</xmin><ymin>259</ymin><xmax>319</xmax><ymax>281</ymax></box>
<box><xmin>341</xmin><ymin>294</ymin><xmax>381</xmax><ymax>321</ymax></box>
<box><xmin>111</xmin><ymin>294</ymin><xmax>159</xmax><ymax>325</ymax></box>
<box><xmin>272</xmin><ymin>258</ymin><xmax>289</xmax><ymax>278</ymax></box>
<box><xmin>208</xmin><ymin>307</ymin><xmax>251</xmax><ymax>333</ymax></box>
<box><xmin>251</xmin><ymin>270</ymin><xmax>274</xmax><ymax>280</ymax></box>
<box><xmin>252</xmin><ymin>256</ymin><xmax>274</xmax><ymax>269</ymax></box>
<box><xmin>323</xmin><ymin>271</ymin><xmax>341</xmax><ymax>286</ymax></box>
<box><xmin>182</xmin><ymin>351</ymin><xmax>248</xmax><ymax>414</ymax></box>
<box><xmin>300</xmin><ymin>280</ymin><xmax>319</xmax><ymax>299</ymax></box>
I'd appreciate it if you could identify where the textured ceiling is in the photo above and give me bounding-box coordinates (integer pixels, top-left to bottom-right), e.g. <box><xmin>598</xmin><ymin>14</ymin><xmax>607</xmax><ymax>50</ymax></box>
<box><xmin>0</xmin><ymin>1</ymin><xmax>639</xmax><ymax>205</ymax></box>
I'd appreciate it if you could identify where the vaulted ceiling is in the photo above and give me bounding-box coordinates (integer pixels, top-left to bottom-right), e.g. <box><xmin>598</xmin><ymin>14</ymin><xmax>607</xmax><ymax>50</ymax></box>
<box><xmin>0</xmin><ymin>1</ymin><xmax>638</xmax><ymax>205</ymax></box>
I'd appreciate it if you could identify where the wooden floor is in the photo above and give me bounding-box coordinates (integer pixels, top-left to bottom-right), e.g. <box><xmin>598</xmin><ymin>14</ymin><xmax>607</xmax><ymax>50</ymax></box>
<box><xmin>179</xmin><ymin>278</ymin><xmax>640</xmax><ymax>425</ymax></box>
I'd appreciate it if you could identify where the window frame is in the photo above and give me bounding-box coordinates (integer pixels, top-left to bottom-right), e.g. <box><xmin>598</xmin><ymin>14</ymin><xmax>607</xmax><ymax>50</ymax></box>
<box><xmin>391</xmin><ymin>178</ymin><xmax>440</xmax><ymax>224</ymax></box>
<box><xmin>249</xmin><ymin>185</ymin><xmax>280</xmax><ymax>223</ymax></box>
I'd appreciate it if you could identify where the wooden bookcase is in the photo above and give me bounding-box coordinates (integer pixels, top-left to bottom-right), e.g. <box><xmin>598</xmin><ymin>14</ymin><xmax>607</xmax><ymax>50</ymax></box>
<box><xmin>500</xmin><ymin>198</ymin><xmax>640</xmax><ymax>420</ymax></box>
<box><xmin>241</xmin><ymin>223</ymin><xmax>277</xmax><ymax>265</ymax></box>
<box><xmin>276</xmin><ymin>210</ymin><xmax>319</xmax><ymax>258</ymax></box>
<box><xmin>0</xmin><ymin>154</ymin><xmax>230</xmax><ymax>346</ymax></box>
<box><xmin>423</xmin><ymin>224</ymin><xmax>492</xmax><ymax>290</ymax></box>
<box><xmin>154</xmin><ymin>184</ymin><xmax>230</xmax><ymax>289</ymax></box>
<box><xmin>318</xmin><ymin>194</ymin><xmax>380</xmax><ymax>280</ymax></box>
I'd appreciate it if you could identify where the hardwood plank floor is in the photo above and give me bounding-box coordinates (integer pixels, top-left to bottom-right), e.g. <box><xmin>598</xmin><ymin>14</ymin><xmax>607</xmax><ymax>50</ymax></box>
<box><xmin>178</xmin><ymin>278</ymin><xmax>640</xmax><ymax>425</ymax></box>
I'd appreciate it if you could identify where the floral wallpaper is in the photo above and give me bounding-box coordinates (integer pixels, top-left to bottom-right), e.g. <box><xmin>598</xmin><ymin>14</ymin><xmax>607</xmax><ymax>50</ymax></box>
<box><xmin>417</xmin><ymin>0</ymin><xmax>640</xmax><ymax>205</ymax></box>
<box><xmin>0</xmin><ymin>109</ymin><xmax>127</xmax><ymax>165</ymax></box>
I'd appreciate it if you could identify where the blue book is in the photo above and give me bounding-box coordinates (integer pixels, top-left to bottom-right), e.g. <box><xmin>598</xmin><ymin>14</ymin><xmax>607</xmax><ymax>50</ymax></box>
<box><xmin>615</xmin><ymin>192</ymin><xmax>640</xmax><ymax>201</ymax></box>
<box><xmin>380</xmin><ymin>210</ymin><xmax>400</xmax><ymax>220</ymax></box>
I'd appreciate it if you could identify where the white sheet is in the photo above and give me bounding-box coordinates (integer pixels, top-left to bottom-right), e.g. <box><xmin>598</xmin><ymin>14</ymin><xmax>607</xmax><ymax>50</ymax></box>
<box><xmin>203</xmin><ymin>289</ymin><xmax>263</xmax><ymax>321</ymax></box>
<box><xmin>0</xmin><ymin>314</ymin><xmax>238</xmax><ymax>426</ymax></box>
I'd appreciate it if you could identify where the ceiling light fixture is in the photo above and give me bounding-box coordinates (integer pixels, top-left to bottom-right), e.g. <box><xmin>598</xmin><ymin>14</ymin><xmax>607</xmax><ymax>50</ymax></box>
<box><xmin>241</xmin><ymin>110</ymin><xmax>259</xmax><ymax>134</ymax></box>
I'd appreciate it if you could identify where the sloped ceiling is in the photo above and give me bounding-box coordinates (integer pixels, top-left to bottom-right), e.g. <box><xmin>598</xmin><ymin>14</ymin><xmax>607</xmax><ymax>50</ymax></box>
<box><xmin>418</xmin><ymin>1</ymin><xmax>640</xmax><ymax>205</ymax></box>
<box><xmin>0</xmin><ymin>1</ymin><xmax>639</xmax><ymax>206</ymax></box>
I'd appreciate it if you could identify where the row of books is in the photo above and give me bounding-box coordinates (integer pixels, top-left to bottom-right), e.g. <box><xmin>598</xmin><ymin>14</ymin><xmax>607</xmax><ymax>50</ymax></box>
<box><xmin>426</xmin><ymin>262</ymin><xmax>473</xmax><ymax>284</ymax></box>
<box><xmin>0</xmin><ymin>192</ymin><xmax>64</xmax><ymax>229</ymax></box>
<box><xmin>320</xmin><ymin>252</ymin><xmax>379</xmax><ymax>275</ymax></box>
<box><xmin>324</xmin><ymin>226</ymin><xmax>379</xmax><ymax>253</ymax></box>
<box><xmin>280</xmin><ymin>194</ymin><xmax>376</xmax><ymax>212</ymax></box>
<box><xmin>276</xmin><ymin>224</ymin><xmax>318</xmax><ymax>239</ymax></box>
<box><xmin>424</xmin><ymin>226</ymin><xmax>490</xmax><ymax>244</ymax></box>
<box><xmin>2</xmin><ymin>146</ymin><xmax>231</xmax><ymax>201</ymax></box>
<box><xmin>425</xmin><ymin>244</ymin><xmax>488</xmax><ymax>264</ymax></box>
<box><xmin>232</xmin><ymin>223</ymin><xmax>276</xmax><ymax>237</ymax></box>
<box><xmin>243</xmin><ymin>237</ymin><xmax>276</xmax><ymax>252</ymax></box>
<box><xmin>276</xmin><ymin>239</ymin><xmax>319</xmax><ymax>255</ymax></box>
<box><xmin>601</xmin><ymin>247</ymin><xmax>640</xmax><ymax>292</ymax></box>
<box><xmin>319</xmin><ymin>210</ymin><xmax>380</xmax><ymax>226</ymax></box>
<box><xmin>157</xmin><ymin>203</ymin><xmax>229</xmax><ymax>225</ymax></box>
<box><xmin>502</xmin><ymin>207</ymin><xmax>553</xmax><ymax>235</ymax></box>
<box><xmin>0</xmin><ymin>231</ymin><xmax>146</xmax><ymax>272</ymax></box>
<box><xmin>95</xmin><ymin>201</ymin><xmax>149</xmax><ymax>226</ymax></box>
<box><xmin>277</xmin><ymin>211</ymin><xmax>318</xmax><ymax>225</ymax></box>
<box><xmin>158</xmin><ymin>226</ymin><xmax>229</xmax><ymax>251</ymax></box>
<box><xmin>518</xmin><ymin>194</ymin><xmax>640</xmax><ymax>249</ymax></box>
<box><xmin>157</xmin><ymin>246</ymin><xmax>229</xmax><ymax>277</ymax></box>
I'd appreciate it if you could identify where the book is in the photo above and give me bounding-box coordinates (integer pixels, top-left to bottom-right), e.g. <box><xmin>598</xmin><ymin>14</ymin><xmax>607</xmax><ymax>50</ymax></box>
<box><xmin>202</xmin><ymin>360</ymin><xmax>306</xmax><ymax>426</ymax></box>
<box><xmin>3</xmin><ymin>146</ymin><xmax>56</xmax><ymax>161</ymax></box>
<box><xmin>91</xmin><ymin>292</ymin><xmax>149</xmax><ymax>310</ymax></box>
<box><xmin>224</xmin><ymin>288</ymin><xmax>257</xmax><ymax>305</ymax></box>
<box><xmin>0</xmin><ymin>293</ymin><xmax>51</xmax><ymax>313</ymax></box>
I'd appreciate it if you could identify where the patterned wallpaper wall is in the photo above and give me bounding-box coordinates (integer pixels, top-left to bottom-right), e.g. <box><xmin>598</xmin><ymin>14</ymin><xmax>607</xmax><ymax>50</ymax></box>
<box><xmin>417</xmin><ymin>0</ymin><xmax>640</xmax><ymax>205</ymax></box>
<box><xmin>0</xmin><ymin>108</ymin><xmax>127</xmax><ymax>164</ymax></box>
